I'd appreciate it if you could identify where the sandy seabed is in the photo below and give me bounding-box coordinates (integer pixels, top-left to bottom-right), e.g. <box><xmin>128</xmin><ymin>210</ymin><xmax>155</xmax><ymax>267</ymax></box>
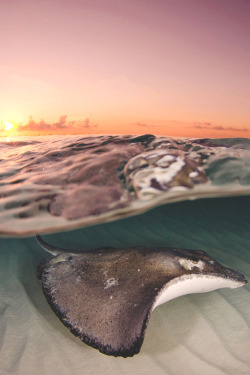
<box><xmin>1</xmin><ymin>197</ymin><xmax>250</xmax><ymax>375</ymax></box>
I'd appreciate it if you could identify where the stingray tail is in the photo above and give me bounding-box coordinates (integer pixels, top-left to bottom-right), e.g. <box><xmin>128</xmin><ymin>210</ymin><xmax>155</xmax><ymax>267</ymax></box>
<box><xmin>36</xmin><ymin>235</ymin><xmax>64</xmax><ymax>256</ymax></box>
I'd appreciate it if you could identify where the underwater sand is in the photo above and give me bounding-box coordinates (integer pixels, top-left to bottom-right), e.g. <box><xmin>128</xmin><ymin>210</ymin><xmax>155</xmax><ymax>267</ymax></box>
<box><xmin>0</xmin><ymin>135</ymin><xmax>250</xmax><ymax>374</ymax></box>
<box><xmin>1</xmin><ymin>197</ymin><xmax>250</xmax><ymax>375</ymax></box>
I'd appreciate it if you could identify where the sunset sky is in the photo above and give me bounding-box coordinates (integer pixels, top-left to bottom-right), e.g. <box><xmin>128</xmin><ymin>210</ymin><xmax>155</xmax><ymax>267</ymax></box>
<box><xmin>0</xmin><ymin>0</ymin><xmax>249</xmax><ymax>137</ymax></box>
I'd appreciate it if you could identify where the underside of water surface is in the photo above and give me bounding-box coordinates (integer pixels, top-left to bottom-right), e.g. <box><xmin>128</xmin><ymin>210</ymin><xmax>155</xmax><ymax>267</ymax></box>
<box><xmin>1</xmin><ymin>134</ymin><xmax>250</xmax><ymax>236</ymax></box>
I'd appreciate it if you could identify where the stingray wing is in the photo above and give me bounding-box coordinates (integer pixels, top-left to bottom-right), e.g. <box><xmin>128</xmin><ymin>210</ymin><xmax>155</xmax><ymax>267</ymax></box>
<box><xmin>39</xmin><ymin>249</ymin><xmax>165</xmax><ymax>357</ymax></box>
<box><xmin>38</xmin><ymin>246</ymin><xmax>247</xmax><ymax>357</ymax></box>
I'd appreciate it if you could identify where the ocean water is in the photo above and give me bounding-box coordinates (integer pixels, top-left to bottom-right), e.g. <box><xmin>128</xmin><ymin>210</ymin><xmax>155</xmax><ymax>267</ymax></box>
<box><xmin>0</xmin><ymin>134</ymin><xmax>250</xmax><ymax>375</ymax></box>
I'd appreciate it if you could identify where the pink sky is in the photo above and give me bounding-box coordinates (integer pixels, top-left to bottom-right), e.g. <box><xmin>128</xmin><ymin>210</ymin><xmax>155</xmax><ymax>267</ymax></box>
<box><xmin>0</xmin><ymin>0</ymin><xmax>249</xmax><ymax>137</ymax></box>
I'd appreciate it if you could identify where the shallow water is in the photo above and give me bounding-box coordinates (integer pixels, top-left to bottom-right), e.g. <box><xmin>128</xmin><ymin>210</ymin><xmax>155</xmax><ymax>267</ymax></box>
<box><xmin>0</xmin><ymin>134</ymin><xmax>250</xmax><ymax>236</ymax></box>
<box><xmin>0</xmin><ymin>135</ymin><xmax>250</xmax><ymax>374</ymax></box>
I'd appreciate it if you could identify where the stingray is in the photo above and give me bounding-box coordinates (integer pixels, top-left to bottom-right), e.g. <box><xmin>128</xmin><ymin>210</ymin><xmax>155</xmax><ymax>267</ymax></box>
<box><xmin>36</xmin><ymin>235</ymin><xmax>247</xmax><ymax>357</ymax></box>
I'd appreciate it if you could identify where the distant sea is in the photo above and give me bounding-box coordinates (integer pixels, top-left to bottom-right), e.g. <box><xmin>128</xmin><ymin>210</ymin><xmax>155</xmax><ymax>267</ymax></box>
<box><xmin>0</xmin><ymin>134</ymin><xmax>250</xmax><ymax>375</ymax></box>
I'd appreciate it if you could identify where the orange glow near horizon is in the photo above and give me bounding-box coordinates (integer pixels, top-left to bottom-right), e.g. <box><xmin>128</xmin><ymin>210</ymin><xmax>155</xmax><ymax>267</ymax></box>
<box><xmin>0</xmin><ymin>117</ymin><xmax>247</xmax><ymax>139</ymax></box>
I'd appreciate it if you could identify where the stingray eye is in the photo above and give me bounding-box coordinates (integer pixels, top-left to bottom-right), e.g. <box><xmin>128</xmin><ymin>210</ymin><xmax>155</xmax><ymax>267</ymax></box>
<box><xmin>179</xmin><ymin>258</ymin><xmax>205</xmax><ymax>271</ymax></box>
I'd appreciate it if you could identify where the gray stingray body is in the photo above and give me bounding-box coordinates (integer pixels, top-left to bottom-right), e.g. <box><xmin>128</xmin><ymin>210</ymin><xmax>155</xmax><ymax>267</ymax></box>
<box><xmin>36</xmin><ymin>235</ymin><xmax>247</xmax><ymax>357</ymax></box>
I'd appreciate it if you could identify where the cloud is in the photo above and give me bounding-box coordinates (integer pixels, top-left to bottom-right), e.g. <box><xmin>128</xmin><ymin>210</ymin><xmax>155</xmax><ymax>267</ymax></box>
<box><xmin>51</xmin><ymin>115</ymin><xmax>68</xmax><ymax>129</ymax></box>
<box><xmin>18</xmin><ymin>116</ymin><xmax>68</xmax><ymax>132</ymax></box>
<box><xmin>17</xmin><ymin>116</ymin><xmax>98</xmax><ymax>132</ymax></box>
<box><xmin>68</xmin><ymin>118</ymin><xmax>98</xmax><ymax>129</ymax></box>
<box><xmin>134</xmin><ymin>122</ymin><xmax>157</xmax><ymax>128</ymax></box>
<box><xmin>192</xmin><ymin>122</ymin><xmax>248</xmax><ymax>132</ymax></box>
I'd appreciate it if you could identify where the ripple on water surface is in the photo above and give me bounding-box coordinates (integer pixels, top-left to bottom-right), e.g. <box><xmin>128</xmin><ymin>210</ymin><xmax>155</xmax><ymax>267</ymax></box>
<box><xmin>0</xmin><ymin>134</ymin><xmax>250</xmax><ymax>236</ymax></box>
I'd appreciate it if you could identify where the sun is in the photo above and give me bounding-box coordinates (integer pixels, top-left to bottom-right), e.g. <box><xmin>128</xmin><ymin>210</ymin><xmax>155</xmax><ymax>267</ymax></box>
<box><xmin>3</xmin><ymin>121</ymin><xmax>15</xmax><ymax>131</ymax></box>
<box><xmin>0</xmin><ymin>120</ymin><xmax>19</xmax><ymax>136</ymax></box>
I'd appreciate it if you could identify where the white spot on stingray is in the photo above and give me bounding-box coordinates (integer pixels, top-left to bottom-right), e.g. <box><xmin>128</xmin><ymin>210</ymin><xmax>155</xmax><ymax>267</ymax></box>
<box><xmin>179</xmin><ymin>258</ymin><xmax>205</xmax><ymax>271</ymax></box>
<box><xmin>49</xmin><ymin>254</ymin><xmax>71</xmax><ymax>265</ymax></box>
<box><xmin>104</xmin><ymin>278</ymin><xmax>119</xmax><ymax>289</ymax></box>
<box><xmin>138</xmin><ymin>269</ymin><xmax>140</xmax><ymax>272</ymax></box>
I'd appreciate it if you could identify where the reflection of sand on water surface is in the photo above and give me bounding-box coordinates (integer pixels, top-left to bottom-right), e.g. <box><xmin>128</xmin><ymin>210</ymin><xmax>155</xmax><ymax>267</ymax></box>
<box><xmin>0</xmin><ymin>197</ymin><xmax>250</xmax><ymax>375</ymax></box>
<box><xmin>1</xmin><ymin>134</ymin><xmax>250</xmax><ymax>238</ymax></box>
